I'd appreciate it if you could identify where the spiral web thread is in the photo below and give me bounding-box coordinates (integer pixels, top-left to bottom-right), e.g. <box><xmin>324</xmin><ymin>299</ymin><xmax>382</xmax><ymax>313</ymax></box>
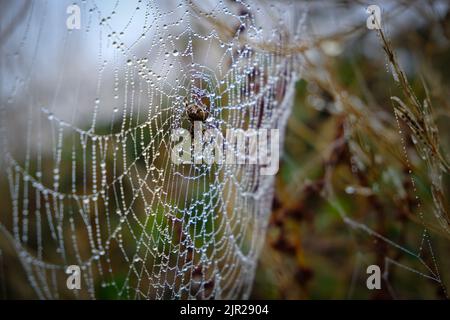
<box><xmin>0</xmin><ymin>0</ymin><xmax>303</xmax><ymax>299</ymax></box>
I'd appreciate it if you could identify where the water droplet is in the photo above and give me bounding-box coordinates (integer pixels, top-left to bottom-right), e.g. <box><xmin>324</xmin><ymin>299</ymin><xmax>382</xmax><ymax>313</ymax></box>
<box><xmin>345</xmin><ymin>186</ymin><xmax>355</xmax><ymax>194</ymax></box>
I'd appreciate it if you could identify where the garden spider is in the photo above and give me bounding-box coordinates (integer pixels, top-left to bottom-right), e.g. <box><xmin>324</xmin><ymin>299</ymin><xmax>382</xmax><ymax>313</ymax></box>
<box><xmin>182</xmin><ymin>90</ymin><xmax>212</xmax><ymax>135</ymax></box>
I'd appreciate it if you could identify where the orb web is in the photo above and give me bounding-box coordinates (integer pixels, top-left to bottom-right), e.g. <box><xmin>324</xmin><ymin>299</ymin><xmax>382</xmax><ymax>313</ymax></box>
<box><xmin>0</xmin><ymin>0</ymin><xmax>304</xmax><ymax>299</ymax></box>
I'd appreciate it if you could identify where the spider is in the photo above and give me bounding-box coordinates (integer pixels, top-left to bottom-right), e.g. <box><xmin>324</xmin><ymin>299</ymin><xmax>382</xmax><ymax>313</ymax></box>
<box><xmin>185</xmin><ymin>98</ymin><xmax>210</xmax><ymax>123</ymax></box>
<box><xmin>183</xmin><ymin>92</ymin><xmax>211</xmax><ymax>135</ymax></box>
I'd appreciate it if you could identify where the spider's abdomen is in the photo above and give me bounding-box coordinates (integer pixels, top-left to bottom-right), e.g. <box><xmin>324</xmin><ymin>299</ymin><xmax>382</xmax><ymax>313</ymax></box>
<box><xmin>187</xmin><ymin>104</ymin><xmax>209</xmax><ymax>122</ymax></box>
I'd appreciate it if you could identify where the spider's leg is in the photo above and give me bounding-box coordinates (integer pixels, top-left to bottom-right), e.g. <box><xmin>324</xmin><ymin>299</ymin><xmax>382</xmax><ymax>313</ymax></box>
<box><xmin>189</xmin><ymin>121</ymin><xmax>194</xmax><ymax>138</ymax></box>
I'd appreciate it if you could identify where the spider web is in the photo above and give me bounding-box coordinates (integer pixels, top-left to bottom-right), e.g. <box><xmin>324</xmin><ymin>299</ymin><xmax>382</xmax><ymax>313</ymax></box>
<box><xmin>0</xmin><ymin>0</ymin><xmax>303</xmax><ymax>299</ymax></box>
